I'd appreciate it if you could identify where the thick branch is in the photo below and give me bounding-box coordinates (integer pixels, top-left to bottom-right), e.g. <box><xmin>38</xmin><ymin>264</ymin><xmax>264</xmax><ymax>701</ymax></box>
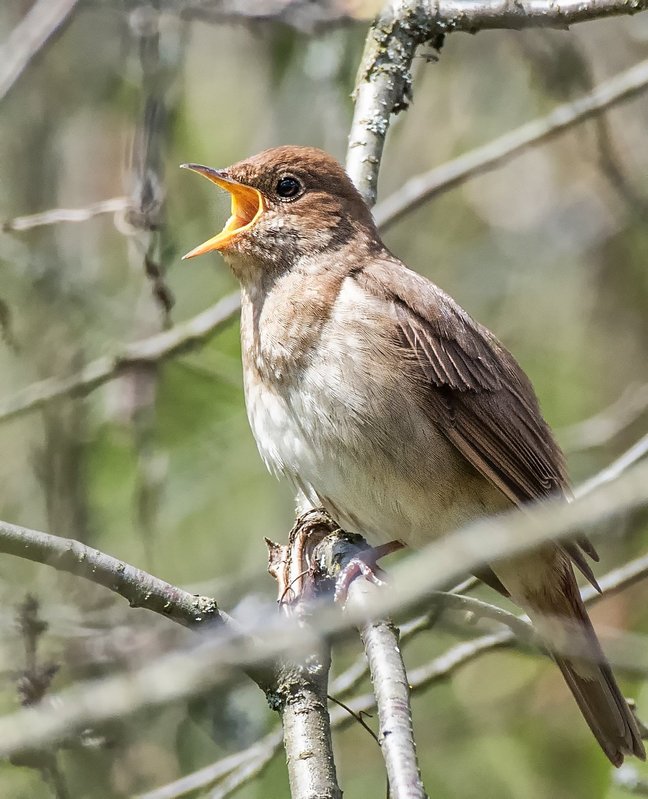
<box><xmin>374</xmin><ymin>57</ymin><xmax>648</xmax><ymax>229</ymax></box>
<box><xmin>0</xmin><ymin>291</ymin><xmax>241</xmax><ymax>424</ymax></box>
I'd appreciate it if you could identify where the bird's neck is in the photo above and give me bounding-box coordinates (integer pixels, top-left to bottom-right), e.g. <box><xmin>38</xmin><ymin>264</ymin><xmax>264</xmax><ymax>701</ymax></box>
<box><xmin>238</xmin><ymin>238</ymin><xmax>384</xmax><ymax>385</ymax></box>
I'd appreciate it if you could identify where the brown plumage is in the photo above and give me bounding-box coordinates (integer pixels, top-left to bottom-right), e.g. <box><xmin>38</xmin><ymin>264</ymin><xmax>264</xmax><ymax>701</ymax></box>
<box><xmin>183</xmin><ymin>145</ymin><xmax>645</xmax><ymax>766</ymax></box>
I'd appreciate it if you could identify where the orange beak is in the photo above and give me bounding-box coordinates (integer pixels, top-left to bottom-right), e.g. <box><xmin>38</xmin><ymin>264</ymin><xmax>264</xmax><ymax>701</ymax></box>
<box><xmin>181</xmin><ymin>164</ymin><xmax>264</xmax><ymax>259</ymax></box>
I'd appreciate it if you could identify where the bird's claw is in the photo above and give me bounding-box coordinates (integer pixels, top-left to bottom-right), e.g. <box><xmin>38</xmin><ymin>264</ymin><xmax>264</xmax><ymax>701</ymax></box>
<box><xmin>333</xmin><ymin>554</ymin><xmax>386</xmax><ymax>605</ymax></box>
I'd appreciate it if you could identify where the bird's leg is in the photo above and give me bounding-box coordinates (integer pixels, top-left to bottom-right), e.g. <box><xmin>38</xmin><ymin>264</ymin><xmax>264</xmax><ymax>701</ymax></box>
<box><xmin>334</xmin><ymin>540</ymin><xmax>404</xmax><ymax>604</ymax></box>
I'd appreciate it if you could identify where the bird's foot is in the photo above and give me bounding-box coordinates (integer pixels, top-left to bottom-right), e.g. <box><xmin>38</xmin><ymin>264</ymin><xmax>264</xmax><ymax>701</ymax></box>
<box><xmin>333</xmin><ymin>540</ymin><xmax>404</xmax><ymax>605</ymax></box>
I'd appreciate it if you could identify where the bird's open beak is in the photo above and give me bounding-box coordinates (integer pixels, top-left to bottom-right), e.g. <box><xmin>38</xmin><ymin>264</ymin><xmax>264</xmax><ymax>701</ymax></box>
<box><xmin>180</xmin><ymin>164</ymin><xmax>264</xmax><ymax>259</ymax></box>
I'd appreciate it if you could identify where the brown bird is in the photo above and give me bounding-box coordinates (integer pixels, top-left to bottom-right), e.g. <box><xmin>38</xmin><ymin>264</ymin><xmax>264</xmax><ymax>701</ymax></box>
<box><xmin>182</xmin><ymin>145</ymin><xmax>645</xmax><ymax>766</ymax></box>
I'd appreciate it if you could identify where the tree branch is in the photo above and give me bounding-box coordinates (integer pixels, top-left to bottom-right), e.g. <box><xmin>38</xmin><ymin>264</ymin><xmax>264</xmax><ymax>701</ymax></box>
<box><xmin>147</xmin><ymin>545</ymin><xmax>648</xmax><ymax>799</ymax></box>
<box><xmin>1</xmin><ymin>197</ymin><xmax>130</xmax><ymax>233</ymax></box>
<box><xmin>0</xmin><ymin>291</ymin><xmax>241</xmax><ymax>424</ymax></box>
<box><xmin>349</xmin><ymin>580</ymin><xmax>426</xmax><ymax>799</ymax></box>
<box><xmin>0</xmin><ymin>517</ymin><xmax>221</xmax><ymax>628</ymax></box>
<box><xmin>374</xmin><ymin>57</ymin><xmax>648</xmax><ymax>229</ymax></box>
<box><xmin>0</xmin><ymin>457</ymin><xmax>646</xmax><ymax>760</ymax></box>
<box><xmin>347</xmin><ymin>2</ymin><xmax>648</xmax><ymax>206</ymax></box>
<box><xmin>0</xmin><ymin>0</ymin><xmax>81</xmax><ymax>104</ymax></box>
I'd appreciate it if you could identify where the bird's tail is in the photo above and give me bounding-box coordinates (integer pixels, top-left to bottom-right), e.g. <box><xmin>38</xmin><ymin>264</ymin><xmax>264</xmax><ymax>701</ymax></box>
<box><xmin>497</xmin><ymin>554</ymin><xmax>645</xmax><ymax>766</ymax></box>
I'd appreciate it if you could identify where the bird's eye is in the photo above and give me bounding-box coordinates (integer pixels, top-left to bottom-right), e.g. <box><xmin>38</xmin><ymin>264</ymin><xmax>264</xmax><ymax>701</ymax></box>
<box><xmin>276</xmin><ymin>176</ymin><xmax>302</xmax><ymax>199</ymax></box>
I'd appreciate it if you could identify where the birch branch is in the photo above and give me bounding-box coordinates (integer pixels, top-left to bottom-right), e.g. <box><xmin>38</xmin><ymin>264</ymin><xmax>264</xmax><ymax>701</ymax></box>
<box><xmin>349</xmin><ymin>580</ymin><xmax>426</xmax><ymax>799</ymax></box>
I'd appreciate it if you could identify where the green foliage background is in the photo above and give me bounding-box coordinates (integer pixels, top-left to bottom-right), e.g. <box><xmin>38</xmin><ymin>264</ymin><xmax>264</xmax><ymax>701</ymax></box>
<box><xmin>0</xmin><ymin>4</ymin><xmax>647</xmax><ymax>797</ymax></box>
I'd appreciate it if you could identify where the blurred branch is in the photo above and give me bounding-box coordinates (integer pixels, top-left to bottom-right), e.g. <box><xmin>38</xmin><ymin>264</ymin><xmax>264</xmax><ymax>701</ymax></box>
<box><xmin>0</xmin><ymin>291</ymin><xmax>241</xmax><ymax>425</ymax></box>
<box><xmin>175</xmin><ymin>0</ymin><xmax>370</xmax><ymax>33</ymax></box>
<box><xmin>616</xmin><ymin>765</ymin><xmax>648</xmax><ymax>796</ymax></box>
<box><xmin>144</xmin><ymin>545</ymin><xmax>648</xmax><ymax>799</ymax></box>
<box><xmin>559</xmin><ymin>383</ymin><xmax>648</xmax><ymax>452</ymax></box>
<box><xmin>1</xmin><ymin>197</ymin><xmax>130</xmax><ymax>233</ymax></box>
<box><xmin>128</xmin><ymin>2</ymin><xmax>181</xmax><ymax>324</ymax></box>
<box><xmin>576</xmin><ymin>432</ymin><xmax>648</xmax><ymax>497</ymax></box>
<box><xmin>0</xmin><ymin>457</ymin><xmax>646</xmax><ymax>760</ymax></box>
<box><xmin>0</xmin><ymin>0</ymin><xmax>80</xmax><ymax>104</ymax></box>
<box><xmin>373</xmin><ymin>57</ymin><xmax>648</xmax><ymax>229</ymax></box>
<box><xmin>138</xmin><ymin>727</ymin><xmax>284</xmax><ymax>799</ymax></box>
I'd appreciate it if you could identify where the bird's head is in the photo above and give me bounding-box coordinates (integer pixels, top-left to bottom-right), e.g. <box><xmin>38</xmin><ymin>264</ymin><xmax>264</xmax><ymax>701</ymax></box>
<box><xmin>181</xmin><ymin>146</ymin><xmax>379</xmax><ymax>281</ymax></box>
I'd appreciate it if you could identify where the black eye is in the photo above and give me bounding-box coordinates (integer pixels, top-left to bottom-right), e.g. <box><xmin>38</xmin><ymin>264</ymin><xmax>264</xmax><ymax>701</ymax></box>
<box><xmin>276</xmin><ymin>176</ymin><xmax>302</xmax><ymax>199</ymax></box>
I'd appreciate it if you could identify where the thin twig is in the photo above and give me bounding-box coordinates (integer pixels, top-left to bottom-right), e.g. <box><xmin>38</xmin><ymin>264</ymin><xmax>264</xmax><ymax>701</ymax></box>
<box><xmin>575</xmin><ymin>433</ymin><xmax>648</xmax><ymax>497</ymax></box>
<box><xmin>0</xmin><ymin>291</ymin><xmax>241</xmax><ymax>424</ymax></box>
<box><xmin>1</xmin><ymin>197</ymin><xmax>130</xmax><ymax>233</ymax></box>
<box><xmin>374</xmin><ymin>57</ymin><xmax>648</xmax><ymax>229</ymax></box>
<box><xmin>137</xmin><ymin>728</ymin><xmax>284</xmax><ymax>799</ymax></box>
<box><xmin>0</xmin><ymin>0</ymin><xmax>81</xmax><ymax>104</ymax></box>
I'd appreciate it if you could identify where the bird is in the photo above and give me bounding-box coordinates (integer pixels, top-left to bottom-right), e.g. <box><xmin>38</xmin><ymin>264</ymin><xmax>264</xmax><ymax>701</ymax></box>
<box><xmin>181</xmin><ymin>145</ymin><xmax>645</xmax><ymax>766</ymax></box>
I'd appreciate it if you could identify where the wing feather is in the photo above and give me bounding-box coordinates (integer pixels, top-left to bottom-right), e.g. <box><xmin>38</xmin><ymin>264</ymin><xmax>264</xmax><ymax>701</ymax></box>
<box><xmin>354</xmin><ymin>258</ymin><xmax>599</xmax><ymax>577</ymax></box>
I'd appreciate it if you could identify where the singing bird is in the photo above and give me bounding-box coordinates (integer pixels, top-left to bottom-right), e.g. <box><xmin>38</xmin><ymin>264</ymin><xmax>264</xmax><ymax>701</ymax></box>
<box><xmin>182</xmin><ymin>146</ymin><xmax>644</xmax><ymax>766</ymax></box>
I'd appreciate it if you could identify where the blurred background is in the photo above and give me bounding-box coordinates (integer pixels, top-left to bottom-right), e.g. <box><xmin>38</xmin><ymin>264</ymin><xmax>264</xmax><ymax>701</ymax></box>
<box><xmin>0</xmin><ymin>1</ymin><xmax>648</xmax><ymax>797</ymax></box>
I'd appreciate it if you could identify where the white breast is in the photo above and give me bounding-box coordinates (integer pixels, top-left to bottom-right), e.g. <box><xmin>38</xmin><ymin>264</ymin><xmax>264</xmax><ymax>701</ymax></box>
<box><xmin>242</xmin><ymin>277</ymin><xmax>503</xmax><ymax>547</ymax></box>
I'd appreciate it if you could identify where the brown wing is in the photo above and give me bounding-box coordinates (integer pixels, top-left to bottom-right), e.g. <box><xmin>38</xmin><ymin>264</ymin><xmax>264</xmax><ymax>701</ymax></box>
<box><xmin>354</xmin><ymin>258</ymin><xmax>599</xmax><ymax>586</ymax></box>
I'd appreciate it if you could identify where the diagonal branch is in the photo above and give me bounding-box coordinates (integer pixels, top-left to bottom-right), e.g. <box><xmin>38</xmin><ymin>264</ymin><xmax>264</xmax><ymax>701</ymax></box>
<box><xmin>0</xmin><ymin>291</ymin><xmax>241</xmax><ymax>424</ymax></box>
<box><xmin>0</xmin><ymin>0</ymin><xmax>81</xmax><ymax>104</ymax></box>
<box><xmin>374</xmin><ymin>57</ymin><xmax>648</xmax><ymax>229</ymax></box>
<box><xmin>141</xmin><ymin>547</ymin><xmax>648</xmax><ymax>799</ymax></box>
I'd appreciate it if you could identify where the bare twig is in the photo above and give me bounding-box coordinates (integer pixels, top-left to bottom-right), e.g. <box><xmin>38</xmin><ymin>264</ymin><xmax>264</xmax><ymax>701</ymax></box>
<box><xmin>575</xmin><ymin>432</ymin><xmax>648</xmax><ymax>497</ymax></box>
<box><xmin>373</xmin><ymin>57</ymin><xmax>648</xmax><ymax>229</ymax></box>
<box><xmin>1</xmin><ymin>197</ymin><xmax>130</xmax><ymax>233</ymax></box>
<box><xmin>0</xmin><ymin>458</ymin><xmax>646</xmax><ymax>760</ymax></box>
<box><xmin>266</xmin><ymin>512</ymin><xmax>343</xmax><ymax>799</ymax></box>
<box><xmin>348</xmin><ymin>3</ymin><xmax>648</xmax><ymax>207</ymax></box>
<box><xmin>0</xmin><ymin>291</ymin><xmax>241</xmax><ymax>424</ymax></box>
<box><xmin>137</xmin><ymin>728</ymin><xmax>284</xmax><ymax>799</ymax></box>
<box><xmin>0</xmin><ymin>0</ymin><xmax>81</xmax><ymax>104</ymax></box>
<box><xmin>176</xmin><ymin>0</ymin><xmax>371</xmax><ymax>32</ymax></box>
